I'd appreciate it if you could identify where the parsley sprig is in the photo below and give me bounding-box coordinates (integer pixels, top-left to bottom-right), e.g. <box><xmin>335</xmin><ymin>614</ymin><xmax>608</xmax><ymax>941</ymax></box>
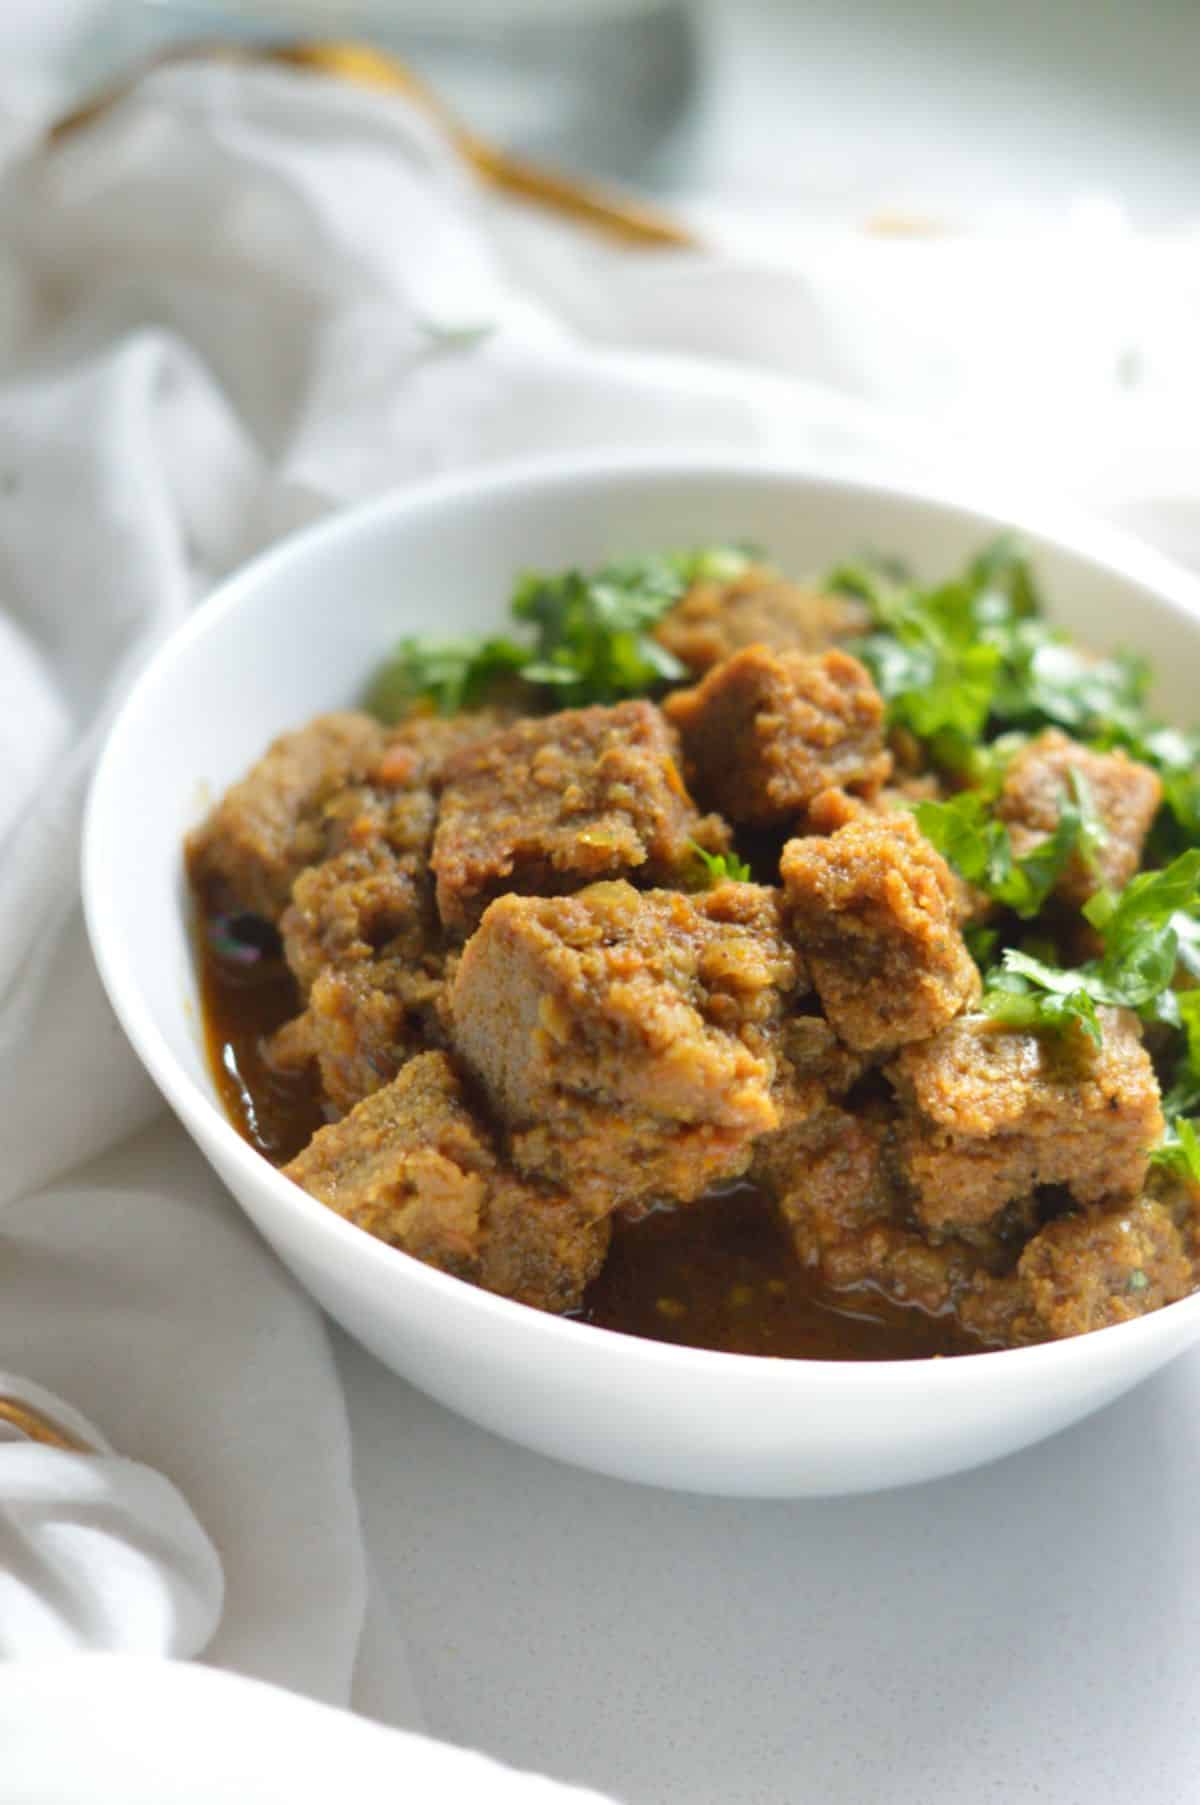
<box><xmin>690</xmin><ymin>843</ymin><xmax>752</xmax><ymax>887</ymax></box>
<box><xmin>1151</xmin><ymin>1116</ymin><xmax>1200</xmax><ymax>1186</ymax></box>
<box><xmin>980</xmin><ymin>849</ymin><xmax>1200</xmax><ymax>1044</ymax></box>
<box><xmin>914</xmin><ymin>770</ymin><xmax>1104</xmax><ymax>924</ymax></box>
<box><xmin>835</xmin><ymin>536</ymin><xmax>1161</xmax><ymax>782</ymax></box>
<box><xmin>367</xmin><ymin>546</ymin><xmax>754</xmax><ymax>720</ymax></box>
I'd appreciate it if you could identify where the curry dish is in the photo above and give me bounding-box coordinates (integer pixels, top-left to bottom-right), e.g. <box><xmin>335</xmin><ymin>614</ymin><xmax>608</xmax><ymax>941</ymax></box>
<box><xmin>187</xmin><ymin>541</ymin><xmax>1200</xmax><ymax>1358</ymax></box>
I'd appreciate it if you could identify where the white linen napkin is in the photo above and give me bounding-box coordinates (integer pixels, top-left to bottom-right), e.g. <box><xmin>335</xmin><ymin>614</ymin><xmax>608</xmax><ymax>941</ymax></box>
<box><xmin>0</xmin><ymin>1657</ymin><xmax>617</xmax><ymax>1804</ymax></box>
<box><xmin>1</xmin><ymin>30</ymin><xmax>1199</xmax><ymax>1798</ymax></box>
<box><xmin>0</xmin><ymin>1376</ymin><xmax>221</xmax><ymax>1660</ymax></box>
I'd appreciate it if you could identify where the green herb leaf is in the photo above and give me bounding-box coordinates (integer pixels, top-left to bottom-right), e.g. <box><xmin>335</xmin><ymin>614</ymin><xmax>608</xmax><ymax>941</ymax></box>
<box><xmin>365</xmin><ymin>636</ymin><xmax>529</xmax><ymax>720</ymax></box>
<box><xmin>1083</xmin><ymin>849</ymin><xmax>1200</xmax><ymax>995</ymax></box>
<box><xmin>1158</xmin><ymin>990</ymin><xmax>1200</xmax><ymax>1119</ymax></box>
<box><xmin>689</xmin><ymin>842</ymin><xmax>752</xmax><ymax>886</ymax></box>
<box><xmin>842</xmin><ymin>535</ymin><xmax>1161</xmax><ymax>779</ymax></box>
<box><xmin>1150</xmin><ymin>1116</ymin><xmax>1200</xmax><ymax>1186</ymax></box>
<box><xmin>913</xmin><ymin>773</ymin><xmax>1103</xmax><ymax>924</ymax></box>
<box><xmin>368</xmin><ymin>546</ymin><xmax>750</xmax><ymax>719</ymax></box>
<box><xmin>981</xmin><ymin>958</ymin><xmax>1104</xmax><ymax>1046</ymax></box>
<box><xmin>964</xmin><ymin>922</ymin><xmax>1000</xmax><ymax>969</ymax></box>
<box><xmin>981</xmin><ymin>847</ymin><xmax>1200</xmax><ymax>1042</ymax></box>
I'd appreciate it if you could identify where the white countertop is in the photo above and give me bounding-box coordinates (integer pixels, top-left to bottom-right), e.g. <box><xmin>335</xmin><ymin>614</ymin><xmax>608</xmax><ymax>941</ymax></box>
<box><xmin>339</xmin><ymin>1329</ymin><xmax>1200</xmax><ymax>1802</ymax></box>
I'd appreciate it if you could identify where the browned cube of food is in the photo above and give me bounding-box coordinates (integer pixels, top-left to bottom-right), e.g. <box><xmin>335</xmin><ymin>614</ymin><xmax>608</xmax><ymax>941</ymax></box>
<box><xmin>276</xmin><ymin>866</ymin><xmax>443</xmax><ymax>1111</ymax></box>
<box><xmin>283</xmin><ymin>848</ymin><xmax>433</xmax><ymax>993</ymax></box>
<box><xmin>322</xmin><ymin>705</ymin><xmax>516</xmax><ymax>872</ymax></box>
<box><xmin>478</xmin><ymin>1176</ymin><xmax>612</xmax><ymax>1316</ymax></box>
<box><xmin>1150</xmin><ymin>1165</ymin><xmax>1200</xmax><ymax>1269</ymax></box>
<box><xmin>449</xmin><ymin>880</ymin><xmax>799</xmax><ymax>1212</ymax></box>
<box><xmin>277</xmin><ymin>830</ymin><xmax>445</xmax><ymax>1114</ymax></box>
<box><xmin>304</xmin><ymin>959</ymin><xmax>447</xmax><ymax>1116</ymax></box>
<box><xmin>997</xmin><ymin>729</ymin><xmax>1162</xmax><ymax>905</ymax></box>
<box><xmin>758</xmin><ymin>1103</ymin><xmax>898</xmax><ymax>1253</ymax></box>
<box><xmin>1018</xmin><ymin>1196</ymin><xmax>1191</xmax><ymax>1339</ymax></box>
<box><xmin>274</xmin><ymin>715</ymin><xmax>519</xmax><ymax>1109</ymax></box>
<box><xmin>283</xmin><ymin>1051</ymin><xmax>607</xmax><ymax>1312</ymax></box>
<box><xmin>749</xmin><ymin>1017</ymin><xmax>867</xmax><ymax>1192</ymax></box>
<box><xmin>780</xmin><ymin>814</ymin><xmax>980</xmax><ymax>1052</ymax></box>
<box><xmin>655</xmin><ymin>566</ymin><xmax>871</xmax><ymax>675</ymax></box>
<box><xmin>186</xmin><ymin>712</ymin><xmax>385</xmax><ymax>920</ymax></box>
<box><xmin>754</xmin><ymin>1099</ymin><xmax>993</xmax><ymax>1323</ymax></box>
<box><xmin>664</xmin><ymin>647</ymin><xmax>891</xmax><ymax>828</ymax></box>
<box><xmin>278</xmin><ymin>840</ymin><xmax>448</xmax><ymax>1111</ymax></box>
<box><xmin>890</xmin><ymin>1009</ymin><xmax>1165</xmax><ymax>1233</ymax></box>
<box><xmin>431</xmin><ymin>700</ymin><xmax>727</xmax><ymax>935</ymax></box>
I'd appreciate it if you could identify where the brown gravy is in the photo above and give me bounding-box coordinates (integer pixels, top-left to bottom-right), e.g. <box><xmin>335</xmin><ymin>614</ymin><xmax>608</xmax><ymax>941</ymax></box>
<box><xmin>198</xmin><ymin>905</ymin><xmax>979</xmax><ymax>1361</ymax></box>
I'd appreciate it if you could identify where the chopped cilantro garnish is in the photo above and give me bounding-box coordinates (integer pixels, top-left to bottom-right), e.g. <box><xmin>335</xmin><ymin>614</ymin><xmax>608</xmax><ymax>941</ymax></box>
<box><xmin>365</xmin><ymin>636</ymin><xmax>528</xmax><ymax>719</ymax></box>
<box><xmin>981</xmin><ymin>848</ymin><xmax>1200</xmax><ymax>1041</ymax></box>
<box><xmin>856</xmin><ymin>578</ymin><xmax>1001</xmax><ymax>765</ymax></box>
<box><xmin>368</xmin><ymin>546</ymin><xmax>753</xmax><ymax>720</ymax></box>
<box><xmin>913</xmin><ymin>769</ymin><xmax>1103</xmax><ymax>925</ymax></box>
<box><xmin>1150</xmin><ymin>1116</ymin><xmax>1200</xmax><ymax>1187</ymax></box>
<box><xmin>1162</xmin><ymin>990</ymin><xmax>1200</xmax><ymax>1118</ymax></box>
<box><xmin>690</xmin><ymin>843</ymin><xmax>752</xmax><ymax>886</ymax></box>
<box><xmin>840</xmin><ymin>535</ymin><xmax>1157</xmax><ymax>776</ymax></box>
<box><xmin>509</xmin><ymin>557</ymin><xmax>690</xmax><ymax>708</ymax></box>
<box><xmin>982</xmin><ymin>954</ymin><xmax>1105</xmax><ymax>1047</ymax></box>
<box><xmin>1082</xmin><ymin>850</ymin><xmax>1200</xmax><ymax>1021</ymax></box>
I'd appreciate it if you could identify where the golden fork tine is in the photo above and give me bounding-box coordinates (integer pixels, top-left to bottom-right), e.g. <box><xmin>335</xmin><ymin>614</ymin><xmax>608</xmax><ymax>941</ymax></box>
<box><xmin>50</xmin><ymin>38</ymin><xmax>701</xmax><ymax>252</ymax></box>
<box><xmin>0</xmin><ymin>1395</ymin><xmax>96</xmax><ymax>1454</ymax></box>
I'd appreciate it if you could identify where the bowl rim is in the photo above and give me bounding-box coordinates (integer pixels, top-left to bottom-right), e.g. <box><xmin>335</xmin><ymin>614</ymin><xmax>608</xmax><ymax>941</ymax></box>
<box><xmin>82</xmin><ymin>445</ymin><xmax>1200</xmax><ymax>1389</ymax></box>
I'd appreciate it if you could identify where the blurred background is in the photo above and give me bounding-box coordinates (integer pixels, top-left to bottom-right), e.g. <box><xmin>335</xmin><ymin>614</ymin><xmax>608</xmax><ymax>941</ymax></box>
<box><xmin>9</xmin><ymin>0</ymin><xmax>1200</xmax><ymax>232</ymax></box>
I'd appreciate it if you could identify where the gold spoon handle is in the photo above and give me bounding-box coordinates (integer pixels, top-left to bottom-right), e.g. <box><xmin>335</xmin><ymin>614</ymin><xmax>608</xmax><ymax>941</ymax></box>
<box><xmin>51</xmin><ymin>38</ymin><xmax>701</xmax><ymax>252</ymax></box>
<box><xmin>0</xmin><ymin>1395</ymin><xmax>96</xmax><ymax>1453</ymax></box>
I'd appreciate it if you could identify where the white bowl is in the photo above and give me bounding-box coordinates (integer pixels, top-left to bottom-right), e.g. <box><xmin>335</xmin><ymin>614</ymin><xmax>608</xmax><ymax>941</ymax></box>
<box><xmin>83</xmin><ymin>453</ymin><xmax>1200</xmax><ymax>1497</ymax></box>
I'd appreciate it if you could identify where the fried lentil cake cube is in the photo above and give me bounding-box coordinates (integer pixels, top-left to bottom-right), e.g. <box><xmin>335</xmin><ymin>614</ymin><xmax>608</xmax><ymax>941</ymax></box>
<box><xmin>997</xmin><ymin>729</ymin><xmax>1163</xmax><ymax>906</ymax></box>
<box><xmin>663</xmin><ymin>647</ymin><xmax>891</xmax><ymax>828</ymax></box>
<box><xmin>300</xmin><ymin>960</ymin><xmax>447</xmax><ymax>1116</ymax></box>
<box><xmin>282</xmin><ymin>847</ymin><xmax>433</xmax><ymax>993</ymax></box>
<box><xmin>654</xmin><ymin>565</ymin><xmax>871</xmax><ymax>676</ymax></box>
<box><xmin>1017</xmin><ymin>1195</ymin><xmax>1191</xmax><ymax>1339</ymax></box>
<box><xmin>780</xmin><ymin>813</ymin><xmax>980</xmax><ymax>1052</ymax></box>
<box><xmin>280</xmin><ymin>707</ymin><xmax>514</xmax><ymax>988</ymax></box>
<box><xmin>757</xmin><ymin>1101</ymin><xmax>897</xmax><ymax>1252</ymax></box>
<box><xmin>186</xmin><ymin>712</ymin><xmax>386</xmax><ymax>920</ymax></box>
<box><xmin>187</xmin><ymin>706</ymin><xmax>504</xmax><ymax>928</ymax></box>
<box><xmin>273</xmin><ymin>842</ymin><xmax>443</xmax><ymax>1112</ymax></box>
<box><xmin>272</xmin><ymin>710</ymin><xmax>509</xmax><ymax>1110</ymax></box>
<box><xmin>306</xmin><ymin>708</ymin><xmax>515</xmax><ymax>925</ymax></box>
<box><xmin>1149</xmin><ymin>1163</ymin><xmax>1200</xmax><ymax>1270</ymax></box>
<box><xmin>752</xmin><ymin>1098</ymin><xmax>1000</xmax><ymax>1324</ymax></box>
<box><xmin>274</xmin><ymin>792</ymin><xmax>443</xmax><ymax>1113</ymax></box>
<box><xmin>283</xmin><ymin>1051</ymin><xmax>608</xmax><ymax>1312</ymax></box>
<box><xmin>748</xmin><ymin>1014</ymin><xmax>871</xmax><ymax>1211</ymax></box>
<box><xmin>889</xmin><ymin>1009</ymin><xmax>1165</xmax><ymax>1234</ymax></box>
<box><xmin>449</xmin><ymin>880</ymin><xmax>800</xmax><ymax>1213</ymax></box>
<box><xmin>431</xmin><ymin>700</ymin><xmax>728</xmax><ymax>936</ymax></box>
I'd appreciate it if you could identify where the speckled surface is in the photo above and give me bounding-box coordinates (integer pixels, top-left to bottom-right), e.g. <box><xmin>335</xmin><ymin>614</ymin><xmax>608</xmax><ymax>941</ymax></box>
<box><xmin>337</xmin><ymin>1326</ymin><xmax>1200</xmax><ymax>1802</ymax></box>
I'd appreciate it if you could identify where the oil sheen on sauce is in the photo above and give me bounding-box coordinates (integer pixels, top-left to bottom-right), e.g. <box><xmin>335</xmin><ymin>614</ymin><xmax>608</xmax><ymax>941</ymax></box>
<box><xmin>198</xmin><ymin>907</ymin><xmax>979</xmax><ymax>1362</ymax></box>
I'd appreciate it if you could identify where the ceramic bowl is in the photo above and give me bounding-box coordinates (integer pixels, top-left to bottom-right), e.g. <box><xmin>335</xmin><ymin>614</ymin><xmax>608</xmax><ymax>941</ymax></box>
<box><xmin>83</xmin><ymin>453</ymin><xmax>1200</xmax><ymax>1496</ymax></box>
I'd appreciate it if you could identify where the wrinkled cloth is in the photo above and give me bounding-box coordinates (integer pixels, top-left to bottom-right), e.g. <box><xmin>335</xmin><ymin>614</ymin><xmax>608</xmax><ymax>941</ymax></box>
<box><xmin>0</xmin><ymin>1658</ymin><xmax>617</xmax><ymax>1804</ymax></box>
<box><xmin>0</xmin><ymin>1119</ymin><xmax>379</xmax><ymax>1702</ymax></box>
<box><xmin>0</xmin><ymin>1374</ymin><xmax>221</xmax><ymax>1660</ymax></box>
<box><xmin>1</xmin><ymin>32</ymin><xmax>1199</xmax><ymax>1804</ymax></box>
